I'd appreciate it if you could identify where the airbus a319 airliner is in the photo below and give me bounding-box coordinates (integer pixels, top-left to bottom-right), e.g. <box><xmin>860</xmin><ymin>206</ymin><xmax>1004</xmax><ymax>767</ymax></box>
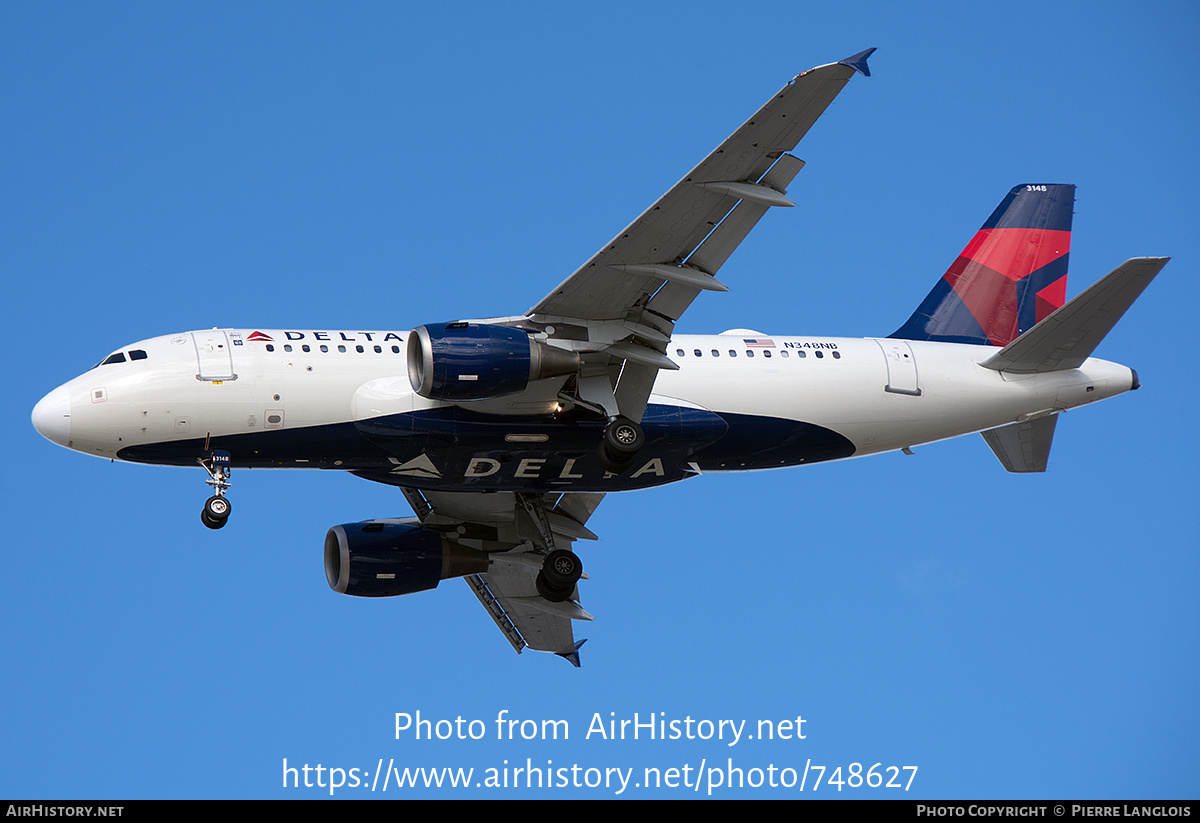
<box><xmin>32</xmin><ymin>49</ymin><xmax>1166</xmax><ymax>665</ymax></box>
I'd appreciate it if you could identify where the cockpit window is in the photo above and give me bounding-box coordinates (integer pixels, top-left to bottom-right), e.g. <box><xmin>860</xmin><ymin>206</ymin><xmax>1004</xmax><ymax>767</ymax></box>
<box><xmin>93</xmin><ymin>349</ymin><xmax>149</xmax><ymax>369</ymax></box>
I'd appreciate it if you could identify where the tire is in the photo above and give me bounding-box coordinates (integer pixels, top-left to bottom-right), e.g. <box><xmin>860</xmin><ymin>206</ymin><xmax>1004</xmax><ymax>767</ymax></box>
<box><xmin>603</xmin><ymin>417</ymin><xmax>644</xmax><ymax>457</ymax></box>
<box><xmin>536</xmin><ymin>570</ymin><xmax>574</xmax><ymax>603</ymax></box>
<box><xmin>542</xmin><ymin>550</ymin><xmax>582</xmax><ymax>588</ymax></box>
<box><xmin>596</xmin><ymin>441</ymin><xmax>635</xmax><ymax>474</ymax></box>
<box><xmin>201</xmin><ymin>508</ymin><xmax>226</xmax><ymax>530</ymax></box>
<box><xmin>204</xmin><ymin>495</ymin><xmax>231</xmax><ymax>522</ymax></box>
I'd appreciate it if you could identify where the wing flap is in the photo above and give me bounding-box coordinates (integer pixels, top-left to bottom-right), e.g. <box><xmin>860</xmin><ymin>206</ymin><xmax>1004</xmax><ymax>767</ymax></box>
<box><xmin>464</xmin><ymin>573</ymin><xmax>526</xmax><ymax>655</ymax></box>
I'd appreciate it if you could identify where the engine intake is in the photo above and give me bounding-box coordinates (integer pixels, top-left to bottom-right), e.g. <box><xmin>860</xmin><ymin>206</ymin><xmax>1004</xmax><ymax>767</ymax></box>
<box><xmin>407</xmin><ymin>322</ymin><xmax>578</xmax><ymax>401</ymax></box>
<box><xmin>324</xmin><ymin>521</ymin><xmax>489</xmax><ymax>597</ymax></box>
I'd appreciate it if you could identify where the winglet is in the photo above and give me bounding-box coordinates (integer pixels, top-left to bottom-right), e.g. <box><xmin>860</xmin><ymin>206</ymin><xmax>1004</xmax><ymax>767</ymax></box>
<box><xmin>838</xmin><ymin>47</ymin><xmax>877</xmax><ymax>77</ymax></box>
<box><xmin>558</xmin><ymin>639</ymin><xmax>587</xmax><ymax>668</ymax></box>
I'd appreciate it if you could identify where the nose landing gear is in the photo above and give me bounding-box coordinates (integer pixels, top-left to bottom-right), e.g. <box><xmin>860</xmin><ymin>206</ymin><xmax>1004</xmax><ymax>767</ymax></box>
<box><xmin>198</xmin><ymin>450</ymin><xmax>232</xmax><ymax>530</ymax></box>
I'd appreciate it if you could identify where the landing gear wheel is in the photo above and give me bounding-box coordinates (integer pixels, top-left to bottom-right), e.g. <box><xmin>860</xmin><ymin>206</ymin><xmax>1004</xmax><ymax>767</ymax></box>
<box><xmin>536</xmin><ymin>571</ymin><xmax>574</xmax><ymax>603</ymax></box>
<box><xmin>596</xmin><ymin>443</ymin><xmax>634</xmax><ymax>473</ymax></box>
<box><xmin>203</xmin><ymin>495</ymin><xmax>232</xmax><ymax>521</ymax></box>
<box><xmin>543</xmin><ymin>550</ymin><xmax>582</xmax><ymax>588</ymax></box>
<box><xmin>536</xmin><ymin>550</ymin><xmax>582</xmax><ymax>602</ymax></box>
<box><xmin>598</xmin><ymin>417</ymin><xmax>644</xmax><ymax>473</ymax></box>
<box><xmin>202</xmin><ymin>496</ymin><xmax>231</xmax><ymax>529</ymax></box>
<box><xmin>604</xmin><ymin>417</ymin><xmax>644</xmax><ymax>455</ymax></box>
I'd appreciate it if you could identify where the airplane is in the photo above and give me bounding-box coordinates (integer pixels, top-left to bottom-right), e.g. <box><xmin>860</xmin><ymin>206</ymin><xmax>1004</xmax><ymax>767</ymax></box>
<box><xmin>30</xmin><ymin>48</ymin><xmax>1167</xmax><ymax>666</ymax></box>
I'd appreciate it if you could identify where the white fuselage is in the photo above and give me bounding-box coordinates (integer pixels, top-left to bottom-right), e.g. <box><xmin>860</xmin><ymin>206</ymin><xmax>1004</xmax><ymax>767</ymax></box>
<box><xmin>33</xmin><ymin>328</ymin><xmax>1136</xmax><ymax>487</ymax></box>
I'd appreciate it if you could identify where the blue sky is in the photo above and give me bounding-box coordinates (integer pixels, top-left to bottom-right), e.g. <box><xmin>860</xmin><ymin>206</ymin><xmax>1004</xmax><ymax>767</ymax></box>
<box><xmin>4</xmin><ymin>2</ymin><xmax>1197</xmax><ymax>799</ymax></box>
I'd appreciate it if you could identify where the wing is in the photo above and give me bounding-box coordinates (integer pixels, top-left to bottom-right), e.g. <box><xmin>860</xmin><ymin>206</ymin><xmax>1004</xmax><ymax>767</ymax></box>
<box><xmin>522</xmin><ymin>49</ymin><xmax>875</xmax><ymax>420</ymax></box>
<box><xmin>382</xmin><ymin>54</ymin><xmax>874</xmax><ymax>663</ymax></box>
<box><xmin>401</xmin><ymin>487</ymin><xmax>604</xmax><ymax>667</ymax></box>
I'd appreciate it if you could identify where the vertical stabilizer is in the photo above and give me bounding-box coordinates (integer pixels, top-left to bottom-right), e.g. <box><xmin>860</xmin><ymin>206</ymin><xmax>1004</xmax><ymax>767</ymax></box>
<box><xmin>891</xmin><ymin>184</ymin><xmax>1075</xmax><ymax>346</ymax></box>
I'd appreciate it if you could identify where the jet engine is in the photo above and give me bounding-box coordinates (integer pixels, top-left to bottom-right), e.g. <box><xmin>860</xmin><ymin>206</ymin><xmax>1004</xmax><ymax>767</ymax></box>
<box><xmin>324</xmin><ymin>520</ymin><xmax>489</xmax><ymax>597</ymax></box>
<box><xmin>407</xmin><ymin>322</ymin><xmax>578</xmax><ymax>401</ymax></box>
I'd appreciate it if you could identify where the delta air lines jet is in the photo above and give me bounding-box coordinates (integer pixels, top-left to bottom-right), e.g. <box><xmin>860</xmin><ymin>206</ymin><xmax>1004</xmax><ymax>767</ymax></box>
<box><xmin>31</xmin><ymin>50</ymin><xmax>1167</xmax><ymax>665</ymax></box>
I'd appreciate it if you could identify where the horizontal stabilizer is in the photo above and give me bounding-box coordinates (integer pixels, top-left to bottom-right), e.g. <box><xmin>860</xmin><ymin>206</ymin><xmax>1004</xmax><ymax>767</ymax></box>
<box><xmin>980</xmin><ymin>257</ymin><xmax>1168</xmax><ymax>373</ymax></box>
<box><xmin>981</xmin><ymin>414</ymin><xmax>1058</xmax><ymax>473</ymax></box>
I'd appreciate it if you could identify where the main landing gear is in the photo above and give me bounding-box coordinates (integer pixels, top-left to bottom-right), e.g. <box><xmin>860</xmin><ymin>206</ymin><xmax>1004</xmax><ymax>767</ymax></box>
<box><xmin>597</xmin><ymin>416</ymin><xmax>645</xmax><ymax>473</ymax></box>
<box><xmin>522</xmin><ymin>415</ymin><xmax>642</xmax><ymax>600</ymax></box>
<box><xmin>536</xmin><ymin>549</ymin><xmax>583</xmax><ymax>603</ymax></box>
<box><xmin>198</xmin><ymin>450</ymin><xmax>233</xmax><ymax>530</ymax></box>
<box><xmin>516</xmin><ymin>492</ymin><xmax>586</xmax><ymax>604</ymax></box>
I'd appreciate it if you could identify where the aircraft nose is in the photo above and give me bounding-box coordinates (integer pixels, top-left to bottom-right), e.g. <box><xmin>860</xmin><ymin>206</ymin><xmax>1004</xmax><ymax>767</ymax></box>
<box><xmin>32</xmin><ymin>384</ymin><xmax>71</xmax><ymax>447</ymax></box>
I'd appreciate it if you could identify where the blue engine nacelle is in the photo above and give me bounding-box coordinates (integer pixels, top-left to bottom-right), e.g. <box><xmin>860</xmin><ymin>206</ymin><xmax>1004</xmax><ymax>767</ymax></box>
<box><xmin>324</xmin><ymin>520</ymin><xmax>490</xmax><ymax>597</ymax></box>
<box><xmin>407</xmin><ymin>322</ymin><xmax>578</xmax><ymax>401</ymax></box>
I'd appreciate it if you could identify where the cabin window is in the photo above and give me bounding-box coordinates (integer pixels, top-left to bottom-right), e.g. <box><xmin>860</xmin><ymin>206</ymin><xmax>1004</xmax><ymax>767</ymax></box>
<box><xmin>780</xmin><ymin>350</ymin><xmax>789</xmax><ymax>358</ymax></box>
<box><xmin>374</xmin><ymin>345</ymin><xmax>382</xmax><ymax>353</ymax></box>
<box><xmin>693</xmin><ymin>349</ymin><xmax>702</xmax><ymax>357</ymax></box>
<box><xmin>356</xmin><ymin>345</ymin><xmax>364</xmax><ymax>353</ymax></box>
<box><xmin>338</xmin><ymin>345</ymin><xmax>347</xmax><ymax>353</ymax></box>
<box><xmin>320</xmin><ymin>345</ymin><xmax>329</xmax><ymax>353</ymax></box>
<box><xmin>832</xmin><ymin>351</ymin><xmax>841</xmax><ymax>359</ymax></box>
<box><xmin>711</xmin><ymin>349</ymin><xmax>719</xmax><ymax>357</ymax></box>
<box><xmin>302</xmin><ymin>344</ymin><xmax>311</xmax><ymax>353</ymax></box>
<box><xmin>728</xmin><ymin>350</ymin><xmax>736</xmax><ymax>357</ymax></box>
<box><xmin>746</xmin><ymin>350</ymin><xmax>754</xmax><ymax>358</ymax></box>
<box><xmin>815</xmin><ymin>350</ymin><xmax>824</xmax><ymax>359</ymax></box>
<box><xmin>676</xmin><ymin>348</ymin><xmax>685</xmax><ymax>357</ymax></box>
<box><xmin>266</xmin><ymin>344</ymin><xmax>275</xmax><ymax>352</ymax></box>
<box><xmin>763</xmin><ymin>350</ymin><xmax>772</xmax><ymax>358</ymax></box>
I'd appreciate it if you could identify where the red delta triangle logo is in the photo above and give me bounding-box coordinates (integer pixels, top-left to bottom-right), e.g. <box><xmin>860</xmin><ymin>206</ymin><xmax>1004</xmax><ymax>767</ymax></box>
<box><xmin>246</xmin><ymin>331</ymin><xmax>273</xmax><ymax>341</ymax></box>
